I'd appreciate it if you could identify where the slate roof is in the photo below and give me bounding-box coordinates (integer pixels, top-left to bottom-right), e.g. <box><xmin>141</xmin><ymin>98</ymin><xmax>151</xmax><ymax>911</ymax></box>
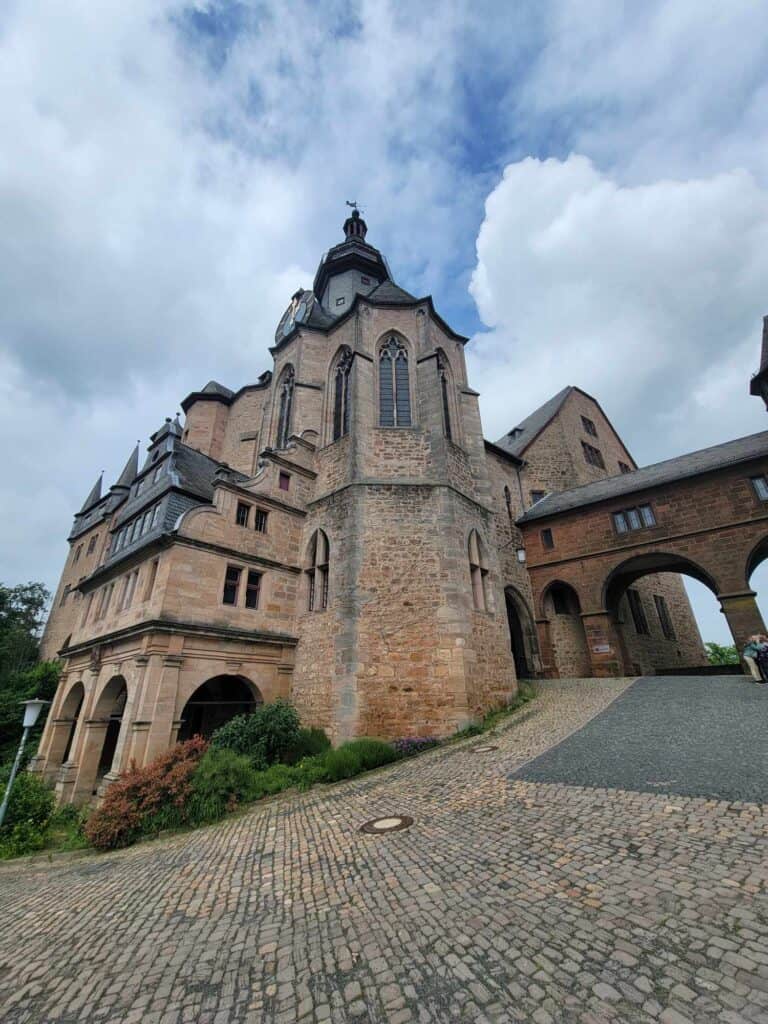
<box><xmin>519</xmin><ymin>430</ymin><xmax>768</xmax><ymax>522</ymax></box>
<box><xmin>367</xmin><ymin>280</ymin><xmax>418</xmax><ymax>305</ymax></box>
<box><xmin>201</xmin><ymin>381</ymin><xmax>234</xmax><ymax>398</ymax></box>
<box><xmin>79</xmin><ymin>474</ymin><xmax>103</xmax><ymax>514</ymax></box>
<box><xmin>495</xmin><ymin>387</ymin><xmax>573</xmax><ymax>458</ymax></box>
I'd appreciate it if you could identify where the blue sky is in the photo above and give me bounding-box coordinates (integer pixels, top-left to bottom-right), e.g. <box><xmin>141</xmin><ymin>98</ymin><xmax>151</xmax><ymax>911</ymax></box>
<box><xmin>2</xmin><ymin>0</ymin><xmax>768</xmax><ymax>643</ymax></box>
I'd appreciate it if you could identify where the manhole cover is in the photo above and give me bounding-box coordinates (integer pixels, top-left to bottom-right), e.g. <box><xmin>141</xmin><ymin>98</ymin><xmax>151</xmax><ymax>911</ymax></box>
<box><xmin>359</xmin><ymin>815</ymin><xmax>413</xmax><ymax>834</ymax></box>
<box><xmin>473</xmin><ymin>745</ymin><xmax>498</xmax><ymax>753</ymax></box>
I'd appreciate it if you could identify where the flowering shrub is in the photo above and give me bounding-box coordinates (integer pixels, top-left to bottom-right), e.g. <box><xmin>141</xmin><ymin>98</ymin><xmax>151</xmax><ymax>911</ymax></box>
<box><xmin>84</xmin><ymin>737</ymin><xmax>207</xmax><ymax>851</ymax></box>
<box><xmin>392</xmin><ymin>737</ymin><xmax>439</xmax><ymax>758</ymax></box>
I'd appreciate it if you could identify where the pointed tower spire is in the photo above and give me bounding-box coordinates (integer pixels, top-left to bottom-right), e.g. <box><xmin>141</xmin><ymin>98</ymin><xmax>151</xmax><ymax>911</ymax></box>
<box><xmin>112</xmin><ymin>444</ymin><xmax>140</xmax><ymax>491</ymax></box>
<box><xmin>79</xmin><ymin>472</ymin><xmax>103</xmax><ymax>513</ymax></box>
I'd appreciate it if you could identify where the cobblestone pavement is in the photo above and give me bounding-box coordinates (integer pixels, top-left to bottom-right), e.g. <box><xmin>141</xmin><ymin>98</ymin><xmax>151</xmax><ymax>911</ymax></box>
<box><xmin>1</xmin><ymin>677</ymin><xmax>768</xmax><ymax>1024</ymax></box>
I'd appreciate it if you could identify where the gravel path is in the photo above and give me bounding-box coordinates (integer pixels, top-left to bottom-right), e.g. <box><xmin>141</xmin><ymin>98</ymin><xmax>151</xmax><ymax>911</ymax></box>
<box><xmin>513</xmin><ymin>675</ymin><xmax>768</xmax><ymax>803</ymax></box>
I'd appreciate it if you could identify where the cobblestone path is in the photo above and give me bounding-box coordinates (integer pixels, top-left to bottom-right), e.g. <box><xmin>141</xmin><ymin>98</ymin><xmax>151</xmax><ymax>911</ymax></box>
<box><xmin>1</xmin><ymin>677</ymin><xmax>767</xmax><ymax>1024</ymax></box>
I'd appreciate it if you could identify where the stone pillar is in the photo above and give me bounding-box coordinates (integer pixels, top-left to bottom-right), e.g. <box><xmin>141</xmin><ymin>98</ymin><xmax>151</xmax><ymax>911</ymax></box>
<box><xmin>141</xmin><ymin>654</ymin><xmax>184</xmax><ymax>764</ymax></box>
<box><xmin>582</xmin><ymin>610</ymin><xmax>627</xmax><ymax>678</ymax></box>
<box><xmin>68</xmin><ymin>719</ymin><xmax>110</xmax><ymax>804</ymax></box>
<box><xmin>718</xmin><ymin>591</ymin><xmax>766</xmax><ymax>664</ymax></box>
<box><xmin>535</xmin><ymin>618</ymin><xmax>557</xmax><ymax>678</ymax></box>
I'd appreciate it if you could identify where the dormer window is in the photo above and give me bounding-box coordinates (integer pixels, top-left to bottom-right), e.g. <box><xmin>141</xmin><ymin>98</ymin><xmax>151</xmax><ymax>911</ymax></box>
<box><xmin>335</xmin><ymin>297</ymin><xmax>345</xmax><ymax>307</ymax></box>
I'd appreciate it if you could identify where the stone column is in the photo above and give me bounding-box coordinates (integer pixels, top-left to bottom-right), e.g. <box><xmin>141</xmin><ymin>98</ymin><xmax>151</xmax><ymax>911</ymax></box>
<box><xmin>581</xmin><ymin>610</ymin><xmax>627</xmax><ymax>678</ymax></box>
<box><xmin>141</xmin><ymin>654</ymin><xmax>184</xmax><ymax>764</ymax></box>
<box><xmin>535</xmin><ymin>618</ymin><xmax>557</xmax><ymax>678</ymax></box>
<box><xmin>68</xmin><ymin>719</ymin><xmax>109</xmax><ymax>805</ymax></box>
<box><xmin>718</xmin><ymin>591</ymin><xmax>766</xmax><ymax>664</ymax></box>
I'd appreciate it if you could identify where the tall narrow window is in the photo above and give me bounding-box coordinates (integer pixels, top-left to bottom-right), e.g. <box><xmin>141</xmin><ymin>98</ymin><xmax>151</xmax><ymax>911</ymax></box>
<box><xmin>236</xmin><ymin>502</ymin><xmax>250</xmax><ymax>527</ymax></box>
<box><xmin>437</xmin><ymin>351</ymin><xmax>452</xmax><ymax>441</ymax></box>
<box><xmin>654</xmin><ymin>594</ymin><xmax>676</xmax><ymax>640</ymax></box>
<box><xmin>223</xmin><ymin>566</ymin><xmax>241</xmax><ymax>605</ymax></box>
<box><xmin>276</xmin><ymin>366</ymin><xmax>295</xmax><ymax>448</ymax></box>
<box><xmin>244</xmin><ymin>570</ymin><xmax>261</xmax><ymax>609</ymax></box>
<box><xmin>379</xmin><ymin>337</ymin><xmax>411</xmax><ymax>426</ymax></box>
<box><xmin>306</xmin><ymin>529</ymin><xmax>330</xmax><ymax>611</ymax></box>
<box><xmin>144</xmin><ymin>558</ymin><xmax>159</xmax><ymax>601</ymax></box>
<box><xmin>332</xmin><ymin>348</ymin><xmax>353</xmax><ymax>441</ymax></box>
<box><xmin>468</xmin><ymin>530</ymin><xmax>489</xmax><ymax>611</ymax></box>
<box><xmin>254</xmin><ymin>509</ymin><xmax>268</xmax><ymax>533</ymax></box>
<box><xmin>627</xmin><ymin>589</ymin><xmax>650</xmax><ymax>635</ymax></box>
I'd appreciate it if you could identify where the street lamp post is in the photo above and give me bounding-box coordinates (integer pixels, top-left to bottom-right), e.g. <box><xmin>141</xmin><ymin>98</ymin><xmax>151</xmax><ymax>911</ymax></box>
<box><xmin>0</xmin><ymin>699</ymin><xmax>50</xmax><ymax>828</ymax></box>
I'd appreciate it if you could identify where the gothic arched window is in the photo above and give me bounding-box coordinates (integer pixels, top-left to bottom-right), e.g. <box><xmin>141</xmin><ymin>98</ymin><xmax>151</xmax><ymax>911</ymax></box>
<box><xmin>436</xmin><ymin>350</ymin><xmax>453</xmax><ymax>441</ymax></box>
<box><xmin>276</xmin><ymin>366</ymin><xmax>295</xmax><ymax>448</ymax></box>
<box><xmin>332</xmin><ymin>347</ymin><xmax>353</xmax><ymax>441</ymax></box>
<box><xmin>468</xmin><ymin>529</ymin><xmax>489</xmax><ymax>611</ymax></box>
<box><xmin>379</xmin><ymin>337</ymin><xmax>411</xmax><ymax>427</ymax></box>
<box><xmin>306</xmin><ymin>529</ymin><xmax>329</xmax><ymax>611</ymax></box>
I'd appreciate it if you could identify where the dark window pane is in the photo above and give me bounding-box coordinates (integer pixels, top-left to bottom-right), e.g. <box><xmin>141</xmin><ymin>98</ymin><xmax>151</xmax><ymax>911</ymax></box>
<box><xmin>236</xmin><ymin>503</ymin><xmax>250</xmax><ymax>527</ymax></box>
<box><xmin>627</xmin><ymin>589</ymin><xmax>649</xmax><ymax>635</ymax></box>
<box><xmin>541</xmin><ymin>528</ymin><xmax>554</xmax><ymax>549</ymax></box>
<box><xmin>654</xmin><ymin>594</ymin><xmax>675</xmax><ymax>640</ymax></box>
<box><xmin>581</xmin><ymin>415</ymin><xmax>597</xmax><ymax>437</ymax></box>
<box><xmin>223</xmin><ymin>566</ymin><xmax>241</xmax><ymax>605</ymax></box>
<box><xmin>254</xmin><ymin>509</ymin><xmax>268</xmax><ymax>533</ymax></box>
<box><xmin>395</xmin><ymin>352</ymin><xmax>411</xmax><ymax>426</ymax></box>
<box><xmin>279</xmin><ymin>472</ymin><xmax>290</xmax><ymax>491</ymax></box>
<box><xmin>618</xmin><ymin>461</ymin><xmax>632</xmax><ymax>474</ymax></box>
<box><xmin>245</xmin><ymin>571</ymin><xmax>260</xmax><ymax>609</ymax></box>
<box><xmin>379</xmin><ymin>350</ymin><xmax>394</xmax><ymax>426</ymax></box>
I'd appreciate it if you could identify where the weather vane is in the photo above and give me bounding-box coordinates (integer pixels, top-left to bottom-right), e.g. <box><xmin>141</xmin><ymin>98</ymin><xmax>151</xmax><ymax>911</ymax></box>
<box><xmin>345</xmin><ymin>199</ymin><xmax>364</xmax><ymax>216</ymax></box>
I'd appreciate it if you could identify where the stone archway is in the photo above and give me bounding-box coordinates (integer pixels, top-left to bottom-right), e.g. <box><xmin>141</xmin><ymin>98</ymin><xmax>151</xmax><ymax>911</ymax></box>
<box><xmin>177</xmin><ymin>675</ymin><xmax>262</xmax><ymax>742</ymax></box>
<box><xmin>541</xmin><ymin>581</ymin><xmax>590</xmax><ymax>678</ymax></box>
<box><xmin>504</xmin><ymin>586</ymin><xmax>538</xmax><ymax>678</ymax></box>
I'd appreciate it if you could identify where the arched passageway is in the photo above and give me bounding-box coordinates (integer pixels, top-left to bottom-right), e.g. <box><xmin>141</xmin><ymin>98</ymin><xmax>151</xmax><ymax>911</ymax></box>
<box><xmin>177</xmin><ymin>675</ymin><xmax>262</xmax><ymax>742</ymax></box>
<box><xmin>60</xmin><ymin>682</ymin><xmax>84</xmax><ymax>765</ymax></box>
<box><xmin>95</xmin><ymin>677</ymin><xmax>127</xmax><ymax>784</ymax></box>
<box><xmin>542</xmin><ymin>581</ymin><xmax>590</xmax><ymax>678</ymax></box>
<box><xmin>504</xmin><ymin>587</ymin><xmax>538</xmax><ymax>678</ymax></box>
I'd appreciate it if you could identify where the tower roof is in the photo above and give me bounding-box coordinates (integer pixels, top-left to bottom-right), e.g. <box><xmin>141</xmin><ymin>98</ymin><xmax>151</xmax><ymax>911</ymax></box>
<box><xmin>78</xmin><ymin>473</ymin><xmax>103</xmax><ymax>514</ymax></box>
<box><xmin>312</xmin><ymin>208</ymin><xmax>390</xmax><ymax>300</ymax></box>
<box><xmin>112</xmin><ymin>444</ymin><xmax>139</xmax><ymax>491</ymax></box>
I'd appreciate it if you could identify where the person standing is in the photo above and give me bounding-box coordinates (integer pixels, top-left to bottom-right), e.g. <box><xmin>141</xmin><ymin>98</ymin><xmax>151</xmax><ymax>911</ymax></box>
<box><xmin>743</xmin><ymin>636</ymin><xmax>765</xmax><ymax>682</ymax></box>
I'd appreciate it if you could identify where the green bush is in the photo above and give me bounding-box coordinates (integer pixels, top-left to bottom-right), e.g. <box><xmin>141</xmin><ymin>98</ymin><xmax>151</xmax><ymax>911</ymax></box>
<box><xmin>284</xmin><ymin>727</ymin><xmax>331</xmax><ymax>764</ymax></box>
<box><xmin>210</xmin><ymin>700</ymin><xmax>301</xmax><ymax>769</ymax></box>
<box><xmin>0</xmin><ymin>771</ymin><xmax>55</xmax><ymax>858</ymax></box>
<box><xmin>188</xmin><ymin>748</ymin><xmax>260</xmax><ymax>825</ymax></box>
<box><xmin>322</xmin><ymin>739</ymin><xmax>398</xmax><ymax>782</ymax></box>
<box><xmin>249</xmin><ymin>763</ymin><xmax>298</xmax><ymax>799</ymax></box>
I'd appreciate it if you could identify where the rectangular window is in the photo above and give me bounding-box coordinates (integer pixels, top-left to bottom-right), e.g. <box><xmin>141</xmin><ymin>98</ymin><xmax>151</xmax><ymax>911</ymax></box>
<box><xmin>81</xmin><ymin>593</ymin><xmax>94</xmax><ymax>626</ymax></box>
<box><xmin>751</xmin><ymin>475</ymin><xmax>768</xmax><ymax>501</ymax></box>
<box><xmin>73</xmin><ymin>545</ymin><xmax>82</xmax><ymax>564</ymax></box>
<box><xmin>618</xmin><ymin>461</ymin><xmax>632</xmax><ymax>474</ymax></box>
<box><xmin>130</xmin><ymin>518</ymin><xmax>141</xmax><ymax>542</ymax></box>
<box><xmin>236</xmin><ymin>502</ymin><xmax>250</xmax><ymax>527</ymax></box>
<box><xmin>541</xmin><ymin>528</ymin><xmax>554</xmax><ymax>550</ymax></box>
<box><xmin>153</xmin><ymin>463</ymin><xmax>164</xmax><ymax>484</ymax></box>
<box><xmin>87</xmin><ymin>535</ymin><xmax>98</xmax><ymax>555</ymax></box>
<box><xmin>530</xmin><ymin>490</ymin><xmax>546</xmax><ymax>505</ymax></box>
<box><xmin>640</xmin><ymin>504</ymin><xmax>656</xmax><ymax>527</ymax></box>
<box><xmin>627</xmin><ymin>588</ymin><xmax>650</xmax><ymax>635</ymax></box>
<box><xmin>124</xmin><ymin>571</ymin><xmax>139</xmax><ymax>610</ymax></box>
<box><xmin>151</xmin><ymin>504</ymin><xmax>162</xmax><ymax>529</ymax></box>
<box><xmin>613</xmin><ymin>504</ymin><xmax>656</xmax><ymax>533</ymax></box>
<box><xmin>581</xmin><ymin>415</ymin><xmax>598</xmax><ymax>437</ymax></box>
<box><xmin>144</xmin><ymin>558</ymin><xmax>159</xmax><ymax>601</ymax></box>
<box><xmin>654</xmin><ymin>594</ymin><xmax>676</xmax><ymax>640</ymax></box>
<box><xmin>60</xmin><ymin>586</ymin><xmax>70</xmax><ymax>607</ymax></box>
<box><xmin>135</xmin><ymin>478</ymin><xmax>143</xmax><ymax>497</ymax></box>
<box><xmin>244</xmin><ymin>570</ymin><xmax>261</xmax><ymax>609</ymax></box>
<box><xmin>335</xmin><ymin>296</ymin><xmax>345</xmax><ymax>306</ymax></box>
<box><xmin>279</xmin><ymin>471</ymin><xmax>290</xmax><ymax>491</ymax></box>
<box><xmin>254</xmin><ymin>509</ymin><xmax>268</xmax><ymax>533</ymax></box>
<box><xmin>117</xmin><ymin>575</ymin><xmax>130</xmax><ymax>611</ymax></box>
<box><xmin>222</xmin><ymin>566</ymin><xmax>241</xmax><ymax>605</ymax></box>
<box><xmin>581</xmin><ymin>441</ymin><xmax>605</xmax><ymax>469</ymax></box>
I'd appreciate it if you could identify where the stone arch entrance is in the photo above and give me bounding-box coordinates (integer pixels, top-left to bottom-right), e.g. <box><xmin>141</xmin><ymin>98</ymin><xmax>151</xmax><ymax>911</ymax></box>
<box><xmin>177</xmin><ymin>675</ymin><xmax>262</xmax><ymax>742</ymax></box>
<box><xmin>602</xmin><ymin>553</ymin><xmax>722</xmax><ymax>676</ymax></box>
<box><xmin>541</xmin><ymin>581</ymin><xmax>590</xmax><ymax>678</ymax></box>
<box><xmin>94</xmin><ymin>676</ymin><xmax>128</xmax><ymax>785</ymax></box>
<box><xmin>42</xmin><ymin>680</ymin><xmax>85</xmax><ymax>779</ymax></box>
<box><xmin>504</xmin><ymin>586</ymin><xmax>538</xmax><ymax>678</ymax></box>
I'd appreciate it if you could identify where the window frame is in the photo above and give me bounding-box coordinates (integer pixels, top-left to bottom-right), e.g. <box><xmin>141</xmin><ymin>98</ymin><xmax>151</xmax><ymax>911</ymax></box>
<box><xmin>751</xmin><ymin>475</ymin><xmax>768</xmax><ymax>502</ymax></box>
<box><xmin>626</xmin><ymin>588</ymin><xmax>650</xmax><ymax>635</ymax></box>
<box><xmin>254</xmin><ymin>508</ymin><xmax>268</xmax><ymax>533</ymax></box>
<box><xmin>378</xmin><ymin>335</ymin><xmax>413</xmax><ymax>428</ymax></box>
<box><xmin>222</xmin><ymin>565</ymin><xmax>242</xmax><ymax>606</ymax></box>
<box><xmin>468</xmin><ymin>530</ymin><xmax>490</xmax><ymax>612</ymax></box>
<box><xmin>541</xmin><ymin>527</ymin><xmax>554</xmax><ymax>550</ymax></box>
<box><xmin>581</xmin><ymin>415</ymin><xmax>598</xmax><ymax>438</ymax></box>
<box><xmin>654</xmin><ymin>594</ymin><xmax>676</xmax><ymax>640</ymax></box>
<box><xmin>278</xmin><ymin>471</ymin><xmax>290</xmax><ymax>492</ymax></box>
<box><xmin>244</xmin><ymin>570</ymin><xmax>261</xmax><ymax>610</ymax></box>
<box><xmin>612</xmin><ymin>503</ymin><xmax>657</xmax><ymax>535</ymax></box>
<box><xmin>236</xmin><ymin>502</ymin><xmax>251</xmax><ymax>527</ymax></box>
<box><xmin>581</xmin><ymin>441</ymin><xmax>606</xmax><ymax>469</ymax></box>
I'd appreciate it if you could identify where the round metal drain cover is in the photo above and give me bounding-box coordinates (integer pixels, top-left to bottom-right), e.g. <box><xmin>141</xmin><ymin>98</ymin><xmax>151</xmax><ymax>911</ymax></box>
<box><xmin>359</xmin><ymin>815</ymin><xmax>413</xmax><ymax>834</ymax></box>
<box><xmin>473</xmin><ymin>745</ymin><xmax>498</xmax><ymax>753</ymax></box>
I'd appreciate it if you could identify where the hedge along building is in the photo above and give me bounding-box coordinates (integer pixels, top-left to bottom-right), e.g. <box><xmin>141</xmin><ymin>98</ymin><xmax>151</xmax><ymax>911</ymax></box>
<box><xmin>34</xmin><ymin>209</ymin><xmax>522</xmax><ymax>804</ymax></box>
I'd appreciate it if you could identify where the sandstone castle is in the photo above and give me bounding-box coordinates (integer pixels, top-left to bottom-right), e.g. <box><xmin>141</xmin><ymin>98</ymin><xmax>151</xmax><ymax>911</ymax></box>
<box><xmin>40</xmin><ymin>208</ymin><xmax>768</xmax><ymax>806</ymax></box>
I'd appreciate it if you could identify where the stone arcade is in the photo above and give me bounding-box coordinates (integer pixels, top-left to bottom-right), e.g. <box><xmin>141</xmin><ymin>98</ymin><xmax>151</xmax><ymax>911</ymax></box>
<box><xmin>34</xmin><ymin>210</ymin><xmax>766</xmax><ymax>803</ymax></box>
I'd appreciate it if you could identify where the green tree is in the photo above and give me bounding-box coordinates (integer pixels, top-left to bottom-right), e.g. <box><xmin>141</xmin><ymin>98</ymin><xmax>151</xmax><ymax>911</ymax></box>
<box><xmin>0</xmin><ymin>583</ymin><xmax>59</xmax><ymax>768</ymax></box>
<box><xmin>704</xmin><ymin>642</ymin><xmax>740</xmax><ymax>666</ymax></box>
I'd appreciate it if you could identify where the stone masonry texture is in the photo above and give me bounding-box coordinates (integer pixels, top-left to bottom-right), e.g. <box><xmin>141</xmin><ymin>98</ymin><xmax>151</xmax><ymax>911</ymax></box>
<box><xmin>3</xmin><ymin>677</ymin><xmax>768</xmax><ymax>1024</ymax></box>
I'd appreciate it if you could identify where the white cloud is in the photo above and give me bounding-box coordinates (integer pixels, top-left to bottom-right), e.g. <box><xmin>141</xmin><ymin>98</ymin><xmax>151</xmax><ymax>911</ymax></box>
<box><xmin>468</xmin><ymin>155</ymin><xmax>768</xmax><ymax>462</ymax></box>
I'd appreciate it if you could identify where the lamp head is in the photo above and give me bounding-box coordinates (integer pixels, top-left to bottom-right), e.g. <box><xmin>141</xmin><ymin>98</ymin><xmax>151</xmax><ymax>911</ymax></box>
<box><xmin>21</xmin><ymin>699</ymin><xmax>49</xmax><ymax>729</ymax></box>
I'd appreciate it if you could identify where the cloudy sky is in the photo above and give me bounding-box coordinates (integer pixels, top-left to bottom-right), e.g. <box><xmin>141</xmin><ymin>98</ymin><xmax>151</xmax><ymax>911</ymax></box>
<box><xmin>3</xmin><ymin>0</ymin><xmax>768</xmax><ymax>643</ymax></box>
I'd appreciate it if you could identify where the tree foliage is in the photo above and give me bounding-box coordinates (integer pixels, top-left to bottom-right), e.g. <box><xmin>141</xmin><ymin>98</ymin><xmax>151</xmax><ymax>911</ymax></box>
<box><xmin>0</xmin><ymin>582</ymin><xmax>59</xmax><ymax>767</ymax></box>
<box><xmin>705</xmin><ymin>642</ymin><xmax>740</xmax><ymax>665</ymax></box>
